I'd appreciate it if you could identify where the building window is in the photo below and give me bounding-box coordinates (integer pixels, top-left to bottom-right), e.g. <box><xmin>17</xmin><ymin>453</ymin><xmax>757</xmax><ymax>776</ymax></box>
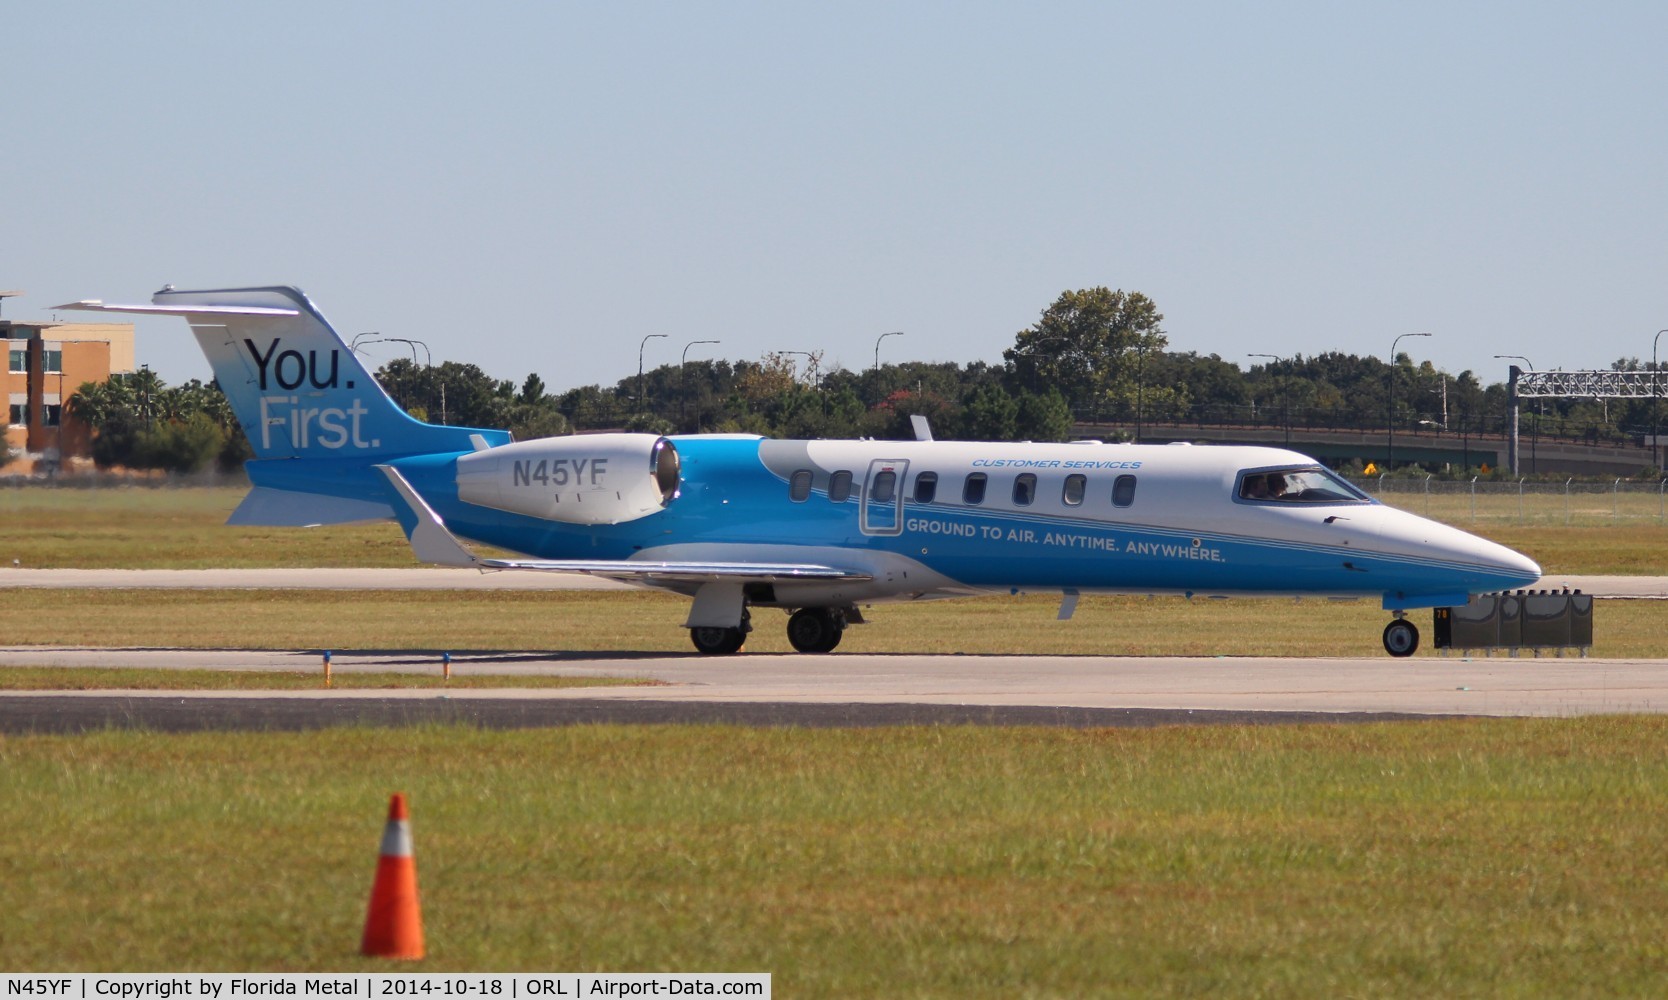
<box><xmin>1113</xmin><ymin>474</ymin><xmax>1138</xmax><ymax>508</ymax></box>
<box><xmin>42</xmin><ymin>350</ymin><xmax>62</xmax><ymax>373</ymax></box>
<box><xmin>1013</xmin><ymin>473</ymin><xmax>1037</xmax><ymax>506</ymax></box>
<box><xmin>8</xmin><ymin>349</ymin><xmax>26</xmax><ymax>374</ymax></box>
<box><xmin>42</xmin><ymin>403</ymin><xmax>61</xmax><ymax>427</ymax></box>
<box><xmin>7</xmin><ymin>403</ymin><xmax>24</xmax><ymax>427</ymax></box>
<box><xmin>913</xmin><ymin>472</ymin><xmax>938</xmax><ymax>504</ymax></box>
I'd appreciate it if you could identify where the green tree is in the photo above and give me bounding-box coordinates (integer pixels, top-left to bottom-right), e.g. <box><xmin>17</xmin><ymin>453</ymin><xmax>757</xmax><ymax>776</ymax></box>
<box><xmin>1015</xmin><ymin>388</ymin><xmax>1073</xmax><ymax>442</ymax></box>
<box><xmin>1005</xmin><ymin>287</ymin><xmax>1166</xmax><ymax>420</ymax></box>
<box><xmin>959</xmin><ymin>382</ymin><xmax>1019</xmax><ymax>441</ymax></box>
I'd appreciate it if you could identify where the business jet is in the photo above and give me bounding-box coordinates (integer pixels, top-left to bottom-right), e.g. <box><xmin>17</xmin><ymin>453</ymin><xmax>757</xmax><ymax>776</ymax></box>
<box><xmin>63</xmin><ymin>286</ymin><xmax>1541</xmax><ymax>657</ymax></box>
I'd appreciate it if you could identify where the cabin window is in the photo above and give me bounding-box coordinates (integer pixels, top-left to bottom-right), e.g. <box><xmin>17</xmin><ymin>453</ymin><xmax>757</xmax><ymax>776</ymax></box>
<box><xmin>871</xmin><ymin>470</ymin><xmax>897</xmax><ymax>504</ymax></box>
<box><xmin>829</xmin><ymin>470</ymin><xmax>853</xmax><ymax>503</ymax></box>
<box><xmin>1013</xmin><ymin>473</ymin><xmax>1037</xmax><ymax>506</ymax></box>
<box><xmin>1062</xmin><ymin>474</ymin><xmax>1086</xmax><ymax>506</ymax></box>
<box><xmin>963</xmin><ymin>472</ymin><xmax>987</xmax><ymax>505</ymax></box>
<box><xmin>913</xmin><ymin>472</ymin><xmax>939</xmax><ymax>504</ymax></box>
<box><xmin>789</xmin><ymin>469</ymin><xmax>813</xmax><ymax>502</ymax></box>
<box><xmin>1113</xmin><ymin>474</ymin><xmax>1138</xmax><ymax>508</ymax></box>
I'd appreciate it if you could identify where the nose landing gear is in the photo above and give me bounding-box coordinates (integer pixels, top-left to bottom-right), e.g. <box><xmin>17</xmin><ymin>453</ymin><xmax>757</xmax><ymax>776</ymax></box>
<box><xmin>1383</xmin><ymin>615</ymin><xmax>1420</xmax><ymax>657</ymax></box>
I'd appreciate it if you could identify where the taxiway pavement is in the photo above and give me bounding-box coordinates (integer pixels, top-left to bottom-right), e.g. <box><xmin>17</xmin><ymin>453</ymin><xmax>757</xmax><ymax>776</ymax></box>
<box><xmin>0</xmin><ymin>646</ymin><xmax>1661</xmax><ymax>720</ymax></box>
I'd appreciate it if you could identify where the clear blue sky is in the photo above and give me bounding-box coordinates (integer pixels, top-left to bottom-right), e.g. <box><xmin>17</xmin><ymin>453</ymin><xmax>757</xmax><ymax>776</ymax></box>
<box><xmin>6</xmin><ymin>2</ymin><xmax>1665</xmax><ymax>392</ymax></box>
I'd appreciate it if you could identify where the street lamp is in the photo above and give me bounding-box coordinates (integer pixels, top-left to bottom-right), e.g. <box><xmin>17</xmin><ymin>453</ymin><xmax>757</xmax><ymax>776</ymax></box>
<box><xmin>681</xmin><ymin>339</ymin><xmax>719</xmax><ymax>432</ymax></box>
<box><xmin>779</xmin><ymin>350</ymin><xmax>817</xmax><ymax>387</ymax></box>
<box><xmin>638</xmin><ymin>334</ymin><xmax>667</xmax><ymax>411</ymax></box>
<box><xmin>1387</xmin><ymin>332</ymin><xmax>1432</xmax><ymax>471</ymax></box>
<box><xmin>1248</xmin><ymin>353</ymin><xmax>1288</xmax><ymax>446</ymax></box>
<box><xmin>1494</xmin><ymin>354</ymin><xmax>1536</xmax><ymax>476</ymax></box>
<box><xmin>1653</xmin><ymin>330</ymin><xmax>1668</xmax><ymax>470</ymax></box>
<box><xmin>873</xmin><ymin>331</ymin><xmax>903</xmax><ymax>372</ymax></box>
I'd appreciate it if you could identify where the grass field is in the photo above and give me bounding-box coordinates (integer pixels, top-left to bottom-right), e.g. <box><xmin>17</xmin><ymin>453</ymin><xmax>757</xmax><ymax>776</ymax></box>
<box><xmin>0</xmin><ymin>587</ymin><xmax>1656</xmax><ymax>658</ymax></box>
<box><xmin>4</xmin><ymin>719</ymin><xmax>1668</xmax><ymax>994</ymax></box>
<box><xmin>3</xmin><ymin>484</ymin><xmax>1665</xmax><ymax>988</ymax></box>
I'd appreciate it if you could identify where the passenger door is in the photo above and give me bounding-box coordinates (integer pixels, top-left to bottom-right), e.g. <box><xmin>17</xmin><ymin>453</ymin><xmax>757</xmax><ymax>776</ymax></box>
<box><xmin>860</xmin><ymin>459</ymin><xmax>908</xmax><ymax>535</ymax></box>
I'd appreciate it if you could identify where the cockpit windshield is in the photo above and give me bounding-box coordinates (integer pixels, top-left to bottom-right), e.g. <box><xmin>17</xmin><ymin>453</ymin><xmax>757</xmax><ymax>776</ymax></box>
<box><xmin>1237</xmin><ymin>466</ymin><xmax>1371</xmax><ymax>505</ymax></box>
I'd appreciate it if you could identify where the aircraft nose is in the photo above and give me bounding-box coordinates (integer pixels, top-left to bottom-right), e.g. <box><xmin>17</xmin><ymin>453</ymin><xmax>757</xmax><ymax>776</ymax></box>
<box><xmin>1375</xmin><ymin>509</ymin><xmax>1541</xmax><ymax>590</ymax></box>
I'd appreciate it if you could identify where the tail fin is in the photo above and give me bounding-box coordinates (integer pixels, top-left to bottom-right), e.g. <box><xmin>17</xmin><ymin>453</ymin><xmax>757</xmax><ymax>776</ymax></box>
<box><xmin>64</xmin><ymin>286</ymin><xmax>510</xmax><ymax>459</ymax></box>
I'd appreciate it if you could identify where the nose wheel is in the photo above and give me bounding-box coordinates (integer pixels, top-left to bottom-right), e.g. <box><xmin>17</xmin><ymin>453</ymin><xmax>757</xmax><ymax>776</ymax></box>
<box><xmin>1382</xmin><ymin>618</ymin><xmax>1420</xmax><ymax>657</ymax></box>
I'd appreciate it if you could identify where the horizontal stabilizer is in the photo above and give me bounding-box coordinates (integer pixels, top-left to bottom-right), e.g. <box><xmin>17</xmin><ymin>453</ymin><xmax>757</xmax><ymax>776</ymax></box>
<box><xmin>228</xmin><ymin>487</ymin><xmax>395</xmax><ymax>527</ymax></box>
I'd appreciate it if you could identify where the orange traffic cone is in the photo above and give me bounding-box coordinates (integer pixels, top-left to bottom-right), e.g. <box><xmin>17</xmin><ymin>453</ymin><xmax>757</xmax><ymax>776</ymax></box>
<box><xmin>361</xmin><ymin>793</ymin><xmax>425</xmax><ymax>960</ymax></box>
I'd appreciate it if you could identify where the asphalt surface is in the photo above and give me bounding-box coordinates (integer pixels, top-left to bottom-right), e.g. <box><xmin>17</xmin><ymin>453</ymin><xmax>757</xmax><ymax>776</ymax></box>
<box><xmin>2</xmin><ymin>568</ymin><xmax>1660</xmax><ymax>732</ymax></box>
<box><xmin>0</xmin><ymin>646</ymin><xmax>1661</xmax><ymax>732</ymax></box>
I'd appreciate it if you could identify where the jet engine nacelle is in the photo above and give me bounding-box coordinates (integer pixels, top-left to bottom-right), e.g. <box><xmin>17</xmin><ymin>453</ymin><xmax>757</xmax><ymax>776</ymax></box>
<box><xmin>455</xmin><ymin>433</ymin><xmax>680</xmax><ymax>525</ymax></box>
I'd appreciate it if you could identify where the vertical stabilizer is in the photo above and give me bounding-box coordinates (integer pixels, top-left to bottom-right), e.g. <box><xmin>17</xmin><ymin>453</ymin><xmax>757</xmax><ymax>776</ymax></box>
<box><xmin>63</xmin><ymin>286</ymin><xmax>511</xmax><ymax>459</ymax></box>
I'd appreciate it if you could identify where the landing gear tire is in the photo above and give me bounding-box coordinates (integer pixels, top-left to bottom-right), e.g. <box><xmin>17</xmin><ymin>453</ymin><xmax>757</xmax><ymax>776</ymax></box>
<box><xmin>690</xmin><ymin>625</ymin><xmax>746</xmax><ymax>655</ymax></box>
<box><xmin>1383</xmin><ymin>619</ymin><xmax>1420</xmax><ymax>658</ymax></box>
<box><xmin>786</xmin><ymin>608</ymin><xmax>844</xmax><ymax>653</ymax></box>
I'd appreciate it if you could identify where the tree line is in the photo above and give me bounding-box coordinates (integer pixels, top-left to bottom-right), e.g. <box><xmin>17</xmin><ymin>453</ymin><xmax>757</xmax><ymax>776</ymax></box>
<box><xmin>48</xmin><ymin>287</ymin><xmax>1665</xmax><ymax>476</ymax></box>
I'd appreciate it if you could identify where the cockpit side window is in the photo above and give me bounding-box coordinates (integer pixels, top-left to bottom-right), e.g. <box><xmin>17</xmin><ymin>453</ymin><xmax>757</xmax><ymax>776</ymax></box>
<box><xmin>1237</xmin><ymin>467</ymin><xmax>1370</xmax><ymax>504</ymax></box>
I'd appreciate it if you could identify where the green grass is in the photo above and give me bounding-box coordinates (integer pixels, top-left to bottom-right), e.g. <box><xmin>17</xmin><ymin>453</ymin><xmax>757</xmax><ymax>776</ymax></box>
<box><xmin>0</xmin><ymin>485</ymin><xmax>415</xmax><ymax>568</ymax></box>
<box><xmin>0</xmin><ymin>587</ymin><xmax>1654</xmax><ymax>658</ymax></box>
<box><xmin>0</xmin><ymin>668</ymin><xmax>658</xmax><ymax>690</ymax></box>
<box><xmin>3</xmin><ymin>720</ymin><xmax>1668</xmax><ymax>994</ymax></box>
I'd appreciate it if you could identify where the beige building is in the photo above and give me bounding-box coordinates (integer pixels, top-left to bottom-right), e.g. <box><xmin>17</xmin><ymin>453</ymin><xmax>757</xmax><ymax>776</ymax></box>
<box><xmin>3</xmin><ymin>294</ymin><xmax>136</xmax><ymax>466</ymax></box>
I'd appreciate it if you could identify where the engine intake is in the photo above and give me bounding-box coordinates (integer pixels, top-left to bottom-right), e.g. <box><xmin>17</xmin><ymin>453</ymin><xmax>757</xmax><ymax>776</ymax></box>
<box><xmin>456</xmin><ymin>433</ymin><xmax>679</xmax><ymax>525</ymax></box>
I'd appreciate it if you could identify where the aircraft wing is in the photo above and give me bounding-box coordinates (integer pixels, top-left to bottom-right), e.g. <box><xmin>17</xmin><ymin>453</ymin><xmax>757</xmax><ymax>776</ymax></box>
<box><xmin>469</xmin><ymin>556</ymin><xmax>869</xmax><ymax>582</ymax></box>
<box><xmin>375</xmin><ymin>465</ymin><xmax>872</xmax><ymax>583</ymax></box>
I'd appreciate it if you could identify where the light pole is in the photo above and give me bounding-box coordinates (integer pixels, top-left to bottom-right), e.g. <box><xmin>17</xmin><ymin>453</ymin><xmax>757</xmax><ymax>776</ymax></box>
<box><xmin>1387</xmin><ymin>332</ymin><xmax>1431</xmax><ymax>471</ymax></box>
<box><xmin>681</xmin><ymin>339</ymin><xmax>719</xmax><ymax>432</ymax></box>
<box><xmin>779</xmin><ymin>350</ymin><xmax>817</xmax><ymax>387</ymax></box>
<box><xmin>1248</xmin><ymin>353</ymin><xmax>1288</xmax><ymax>446</ymax></box>
<box><xmin>1653</xmin><ymin>330</ymin><xmax>1668</xmax><ymax>470</ymax></box>
<box><xmin>638</xmin><ymin>334</ymin><xmax>667</xmax><ymax>412</ymax></box>
<box><xmin>1495</xmin><ymin>354</ymin><xmax>1536</xmax><ymax>475</ymax></box>
<box><xmin>873</xmin><ymin>331</ymin><xmax>903</xmax><ymax>372</ymax></box>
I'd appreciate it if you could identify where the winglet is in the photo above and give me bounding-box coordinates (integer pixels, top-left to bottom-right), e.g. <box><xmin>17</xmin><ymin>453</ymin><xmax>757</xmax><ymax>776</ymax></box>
<box><xmin>910</xmin><ymin>414</ymin><xmax>933</xmax><ymax>442</ymax></box>
<box><xmin>375</xmin><ymin>465</ymin><xmax>480</xmax><ymax>568</ymax></box>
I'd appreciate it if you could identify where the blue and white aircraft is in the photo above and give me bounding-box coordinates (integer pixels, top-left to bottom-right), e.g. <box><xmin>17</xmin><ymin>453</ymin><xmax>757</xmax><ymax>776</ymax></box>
<box><xmin>64</xmin><ymin>286</ymin><xmax>1541</xmax><ymax>657</ymax></box>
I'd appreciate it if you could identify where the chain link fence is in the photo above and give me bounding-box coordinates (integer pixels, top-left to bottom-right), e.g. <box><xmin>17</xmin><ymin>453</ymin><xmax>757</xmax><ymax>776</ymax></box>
<box><xmin>1345</xmin><ymin>475</ymin><xmax>1668</xmax><ymax>526</ymax></box>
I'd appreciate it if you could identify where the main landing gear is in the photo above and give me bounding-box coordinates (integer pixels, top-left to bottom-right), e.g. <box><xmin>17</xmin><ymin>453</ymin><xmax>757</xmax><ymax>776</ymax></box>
<box><xmin>689</xmin><ymin>610</ymin><xmax>751</xmax><ymax>655</ymax></box>
<box><xmin>786</xmin><ymin>607</ymin><xmax>846</xmax><ymax>653</ymax></box>
<box><xmin>687</xmin><ymin>606</ymin><xmax>852</xmax><ymax>654</ymax></box>
<box><xmin>1382</xmin><ymin>614</ymin><xmax>1420</xmax><ymax>657</ymax></box>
